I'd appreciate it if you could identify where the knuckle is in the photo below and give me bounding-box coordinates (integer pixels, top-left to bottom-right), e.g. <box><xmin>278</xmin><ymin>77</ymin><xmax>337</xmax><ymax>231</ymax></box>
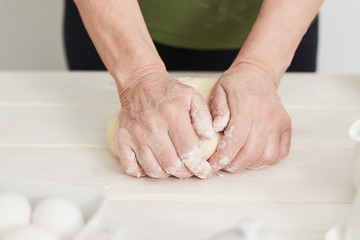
<box><xmin>232</xmin><ymin>133</ymin><xmax>247</xmax><ymax>147</ymax></box>
<box><xmin>116</xmin><ymin>128</ymin><xmax>132</xmax><ymax>143</ymax></box>
<box><xmin>283</xmin><ymin>114</ymin><xmax>292</xmax><ymax>129</ymax></box>
<box><xmin>127</xmin><ymin>121</ymin><xmax>142</xmax><ymax>135</ymax></box>
<box><xmin>142</xmin><ymin>113</ymin><xmax>160</xmax><ymax>131</ymax></box>
<box><xmin>262</xmin><ymin>152</ymin><xmax>279</xmax><ymax>165</ymax></box>
<box><xmin>224</xmin><ymin>121</ymin><xmax>247</xmax><ymax>138</ymax></box>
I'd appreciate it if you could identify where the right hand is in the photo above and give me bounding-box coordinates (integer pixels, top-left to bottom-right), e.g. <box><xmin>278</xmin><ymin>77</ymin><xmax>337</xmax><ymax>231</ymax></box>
<box><xmin>115</xmin><ymin>70</ymin><xmax>215</xmax><ymax>179</ymax></box>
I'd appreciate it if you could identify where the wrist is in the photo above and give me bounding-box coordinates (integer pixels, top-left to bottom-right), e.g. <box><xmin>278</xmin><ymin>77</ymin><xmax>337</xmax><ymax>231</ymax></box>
<box><xmin>114</xmin><ymin>64</ymin><xmax>168</xmax><ymax>101</ymax></box>
<box><xmin>113</xmin><ymin>59</ymin><xmax>166</xmax><ymax>91</ymax></box>
<box><xmin>231</xmin><ymin>55</ymin><xmax>284</xmax><ymax>88</ymax></box>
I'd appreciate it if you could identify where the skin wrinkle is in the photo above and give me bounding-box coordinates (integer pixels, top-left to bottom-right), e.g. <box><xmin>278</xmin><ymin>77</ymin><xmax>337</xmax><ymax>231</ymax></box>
<box><xmin>122</xmin><ymin>81</ymin><xmax>182</xmax><ymax>116</ymax></box>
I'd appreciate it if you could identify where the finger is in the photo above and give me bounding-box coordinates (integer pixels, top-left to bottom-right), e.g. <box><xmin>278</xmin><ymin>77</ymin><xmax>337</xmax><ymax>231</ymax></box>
<box><xmin>208</xmin><ymin>113</ymin><xmax>252</xmax><ymax>172</ymax></box>
<box><xmin>168</xmin><ymin>116</ymin><xmax>212</xmax><ymax>179</ymax></box>
<box><xmin>224</xmin><ymin>121</ymin><xmax>268</xmax><ymax>173</ymax></box>
<box><xmin>135</xmin><ymin>146</ymin><xmax>170</xmax><ymax>179</ymax></box>
<box><xmin>210</xmin><ymin>85</ymin><xmax>230</xmax><ymax>132</ymax></box>
<box><xmin>149</xmin><ymin>135</ymin><xmax>193</xmax><ymax>179</ymax></box>
<box><xmin>190</xmin><ymin>92</ymin><xmax>215</xmax><ymax>140</ymax></box>
<box><xmin>116</xmin><ymin>127</ymin><xmax>146</xmax><ymax>177</ymax></box>
<box><xmin>279</xmin><ymin>128</ymin><xmax>292</xmax><ymax>160</ymax></box>
<box><xmin>248</xmin><ymin>132</ymin><xmax>279</xmax><ymax>169</ymax></box>
<box><xmin>117</xmin><ymin>143</ymin><xmax>146</xmax><ymax>178</ymax></box>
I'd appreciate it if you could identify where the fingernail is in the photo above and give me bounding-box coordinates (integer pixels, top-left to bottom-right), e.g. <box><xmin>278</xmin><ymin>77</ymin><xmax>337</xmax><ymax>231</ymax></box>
<box><xmin>213</xmin><ymin>114</ymin><xmax>230</xmax><ymax>132</ymax></box>
<box><xmin>196</xmin><ymin>163</ymin><xmax>213</xmax><ymax>179</ymax></box>
<box><xmin>247</xmin><ymin>165</ymin><xmax>268</xmax><ymax>170</ymax></box>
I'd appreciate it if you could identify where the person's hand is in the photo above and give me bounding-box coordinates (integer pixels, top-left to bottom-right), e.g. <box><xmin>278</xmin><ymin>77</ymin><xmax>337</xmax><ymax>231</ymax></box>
<box><xmin>116</xmin><ymin>70</ymin><xmax>215</xmax><ymax>179</ymax></box>
<box><xmin>208</xmin><ymin>63</ymin><xmax>292</xmax><ymax>172</ymax></box>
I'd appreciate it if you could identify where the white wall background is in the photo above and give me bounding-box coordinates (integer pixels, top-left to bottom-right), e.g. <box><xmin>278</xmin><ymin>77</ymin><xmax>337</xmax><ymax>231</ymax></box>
<box><xmin>318</xmin><ymin>0</ymin><xmax>360</xmax><ymax>74</ymax></box>
<box><xmin>0</xmin><ymin>0</ymin><xmax>359</xmax><ymax>74</ymax></box>
<box><xmin>0</xmin><ymin>1</ymin><xmax>66</xmax><ymax>70</ymax></box>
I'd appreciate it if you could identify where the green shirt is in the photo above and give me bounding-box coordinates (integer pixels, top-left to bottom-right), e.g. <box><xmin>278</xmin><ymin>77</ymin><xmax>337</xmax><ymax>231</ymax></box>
<box><xmin>138</xmin><ymin>0</ymin><xmax>262</xmax><ymax>50</ymax></box>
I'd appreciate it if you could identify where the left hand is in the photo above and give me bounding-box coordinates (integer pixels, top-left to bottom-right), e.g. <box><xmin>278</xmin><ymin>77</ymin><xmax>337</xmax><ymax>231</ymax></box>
<box><xmin>208</xmin><ymin>63</ymin><xmax>292</xmax><ymax>173</ymax></box>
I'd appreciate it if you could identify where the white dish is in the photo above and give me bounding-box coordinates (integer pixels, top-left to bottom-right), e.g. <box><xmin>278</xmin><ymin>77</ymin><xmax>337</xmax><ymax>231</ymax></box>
<box><xmin>0</xmin><ymin>175</ymin><xmax>121</xmax><ymax>240</ymax></box>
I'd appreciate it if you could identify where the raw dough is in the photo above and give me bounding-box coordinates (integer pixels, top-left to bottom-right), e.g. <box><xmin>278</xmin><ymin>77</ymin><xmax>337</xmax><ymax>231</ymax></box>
<box><xmin>107</xmin><ymin>77</ymin><xmax>223</xmax><ymax>160</ymax></box>
<box><xmin>32</xmin><ymin>198</ymin><xmax>84</xmax><ymax>240</ymax></box>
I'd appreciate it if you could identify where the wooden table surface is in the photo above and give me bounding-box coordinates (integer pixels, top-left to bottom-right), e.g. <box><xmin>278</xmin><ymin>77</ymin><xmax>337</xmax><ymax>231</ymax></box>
<box><xmin>1</xmin><ymin>71</ymin><xmax>360</xmax><ymax>240</ymax></box>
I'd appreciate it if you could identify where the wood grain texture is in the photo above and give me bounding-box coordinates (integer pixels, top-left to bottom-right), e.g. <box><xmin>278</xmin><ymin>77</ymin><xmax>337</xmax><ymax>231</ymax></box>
<box><xmin>0</xmin><ymin>71</ymin><xmax>359</xmax><ymax>239</ymax></box>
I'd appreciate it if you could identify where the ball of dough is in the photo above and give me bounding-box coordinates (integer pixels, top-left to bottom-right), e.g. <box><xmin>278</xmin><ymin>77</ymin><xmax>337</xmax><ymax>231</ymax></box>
<box><xmin>107</xmin><ymin>78</ymin><xmax>223</xmax><ymax>160</ymax></box>
<box><xmin>32</xmin><ymin>198</ymin><xmax>84</xmax><ymax>240</ymax></box>
<box><xmin>0</xmin><ymin>192</ymin><xmax>31</xmax><ymax>234</ymax></box>
<box><xmin>1</xmin><ymin>225</ymin><xmax>58</xmax><ymax>240</ymax></box>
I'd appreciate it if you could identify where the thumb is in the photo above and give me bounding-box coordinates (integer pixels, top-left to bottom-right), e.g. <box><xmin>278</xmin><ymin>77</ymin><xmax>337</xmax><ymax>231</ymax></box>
<box><xmin>210</xmin><ymin>85</ymin><xmax>230</xmax><ymax>132</ymax></box>
<box><xmin>190</xmin><ymin>92</ymin><xmax>215</xmax><ymax>140</ymax></box>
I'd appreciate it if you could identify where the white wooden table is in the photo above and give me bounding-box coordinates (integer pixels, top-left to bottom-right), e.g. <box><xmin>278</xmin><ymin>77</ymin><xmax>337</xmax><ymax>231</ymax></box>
<box><xmin>1</xmin><ymin>71</ymin><xmax>360</xmax><ymax>240</ymax></box>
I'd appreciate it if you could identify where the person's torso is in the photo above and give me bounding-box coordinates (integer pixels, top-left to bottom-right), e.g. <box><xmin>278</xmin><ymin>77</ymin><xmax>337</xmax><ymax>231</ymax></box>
<box><xmin>138</xmin><ymin>0</ymin><xmax>262</xmax><ymax>50</ymax></box>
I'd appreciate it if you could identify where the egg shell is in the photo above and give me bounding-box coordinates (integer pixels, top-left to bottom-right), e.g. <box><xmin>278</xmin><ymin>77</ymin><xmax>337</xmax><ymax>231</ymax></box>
<box><xmin>32</xmin><ymin>198</ymin><xmax>85</xmax><ymax>240</ymax></box>
<box><xmin>0</xmin><ymin>192</ymin><xmax>31</xmax><ymax>234</ymax></box>
<box><xmin>1</xmin><ymin>225</ymin><xmax>58</xmax><ymax>240</ymax></box>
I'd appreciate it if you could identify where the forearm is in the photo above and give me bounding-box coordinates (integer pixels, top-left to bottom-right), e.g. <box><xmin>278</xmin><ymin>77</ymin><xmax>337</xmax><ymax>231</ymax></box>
<box><xmin>232</xmin><ymin>0</ymin><xmax>324</xmax><ymax>86</ymax></box>
<box><xmin>74</xmin><ymin>0</ymin><xmax>165</xmax><ymax>93</ymax></box>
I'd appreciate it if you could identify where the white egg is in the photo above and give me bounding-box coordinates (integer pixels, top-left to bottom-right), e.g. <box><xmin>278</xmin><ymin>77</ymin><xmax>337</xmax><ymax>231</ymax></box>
<box><xmin>32</xmin><ymin>198</ymin><xmax>85</xmax><ymax>240</ymax></box>
<box><xmin>0</xmin><ymin>192</ymin><xmax>31</xmax><ymax>234</ymax></box>
<box><xmin>1</xmin><ymin>225</ymin><xmax>58</xmax><ymax>240</ymax></box>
